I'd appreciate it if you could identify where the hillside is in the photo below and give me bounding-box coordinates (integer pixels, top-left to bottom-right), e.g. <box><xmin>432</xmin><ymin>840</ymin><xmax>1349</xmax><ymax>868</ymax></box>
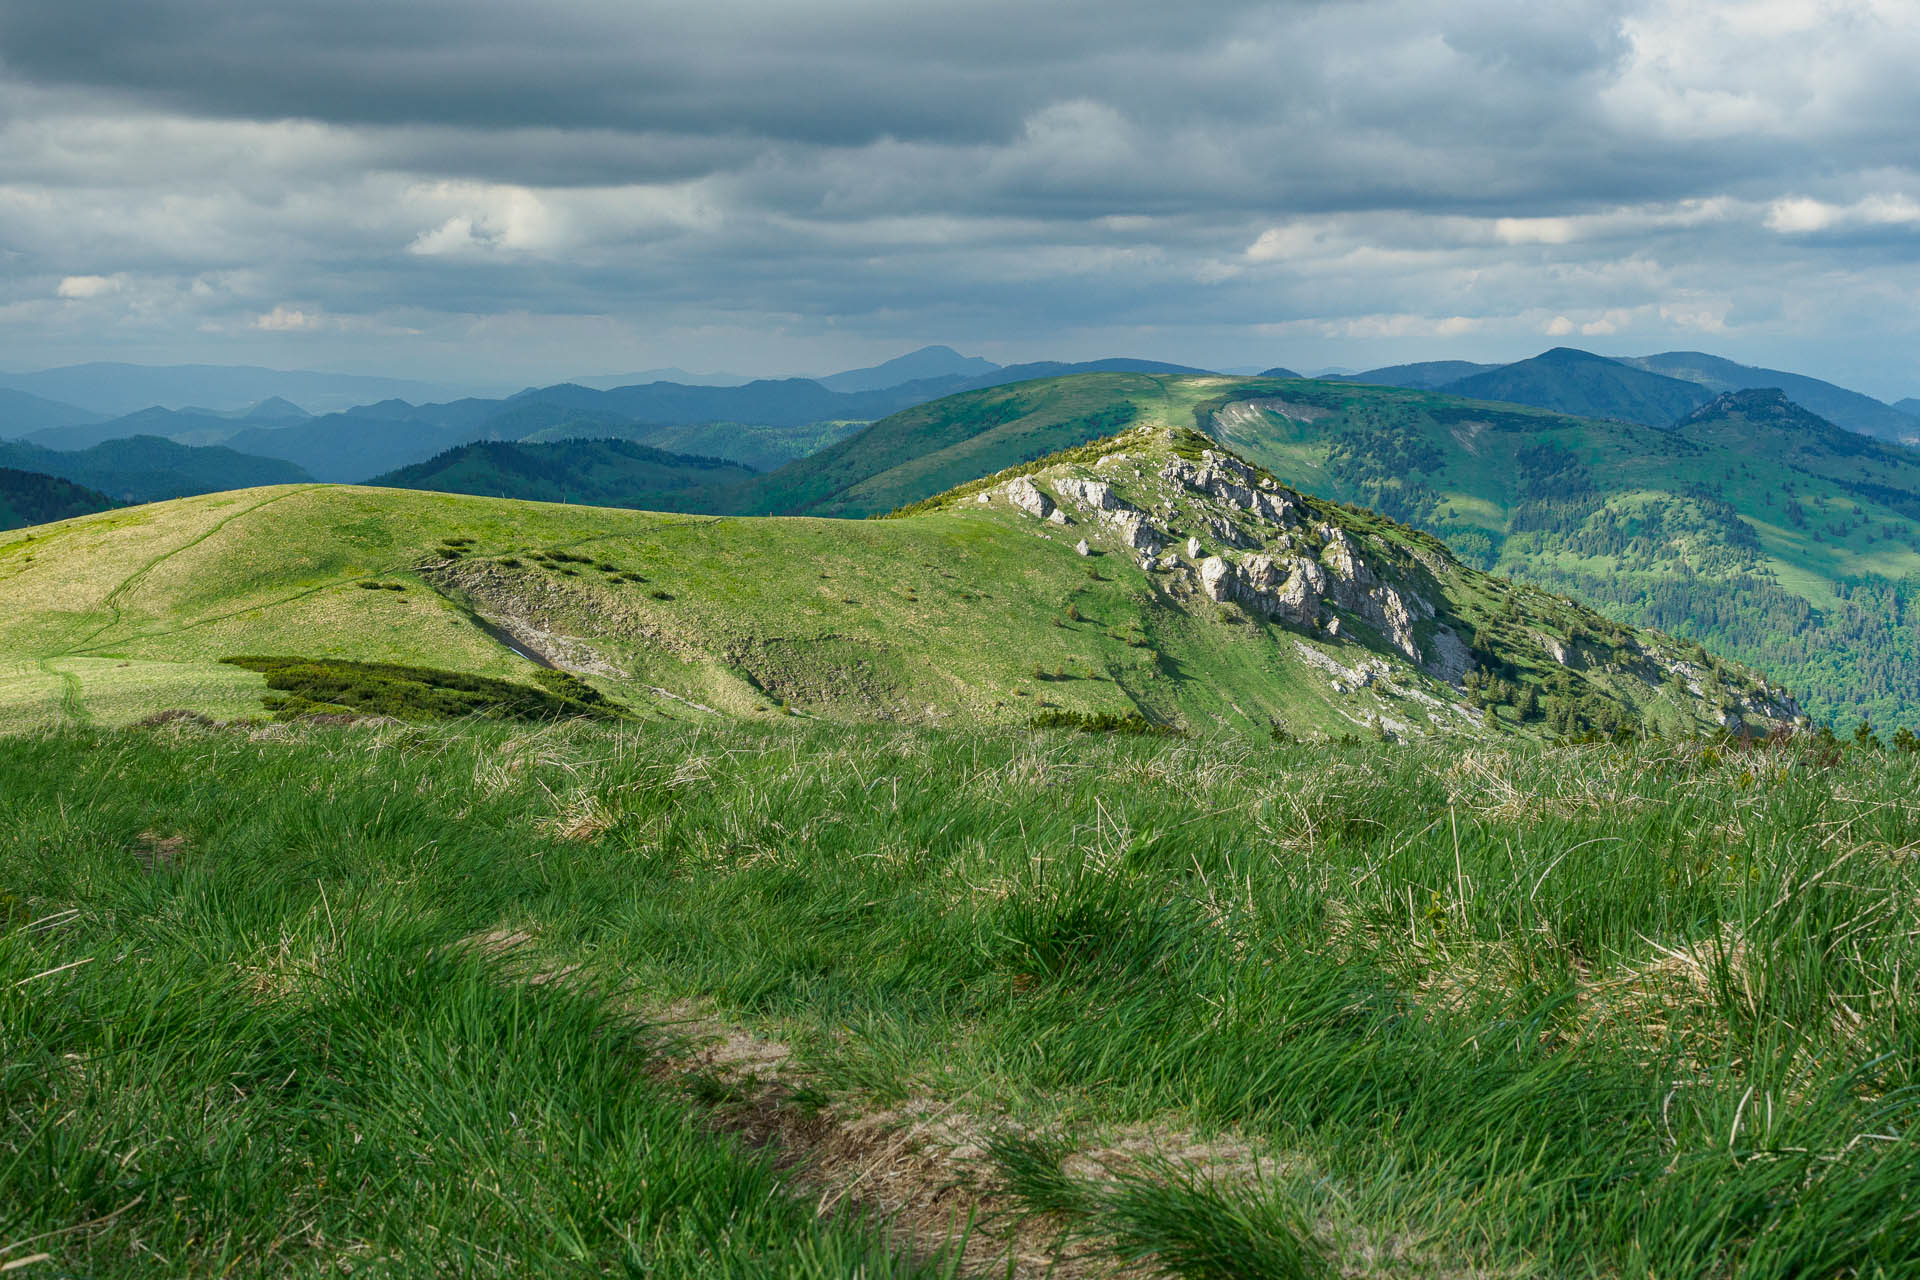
<box><xmin>0</xmin><ymin>425</ymin><xmax>1784</xmax><ymax>740</ymax></box>
<box><xmin>1622</xmin><ymin>350</ymin><xmax>1920</xmax><ymax>444</ymax></box>
<box><xmin>0</xmin><ymin>466</ymin><xmax>118</xmax><ymax>530</ymax></box>
<box><xmin>1439</xmin><ymin>347</ymin><xmax>1711</xmax><ymax>425</ymax></box>
<box><xmin>765</xmin><ymin>372</ymin><xmax>1920</xmax><ymax>727</ymax></box>
<box><xmin>0</xmin><ymin>435</ymin><xmax>314</xmax><ymax>503</ymax></box>
<box><xmin>369</xmin><ymin>438</ymin><xmax>760</xmax><ymax>510</ymax></box>
<box><xmin>730</xmin><ymin>373</ymin><xmax>1173</xmax><ymax>516</ymax></box>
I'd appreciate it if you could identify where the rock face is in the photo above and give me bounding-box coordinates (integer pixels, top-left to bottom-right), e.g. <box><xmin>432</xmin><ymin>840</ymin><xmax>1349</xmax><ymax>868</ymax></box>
<box><xmin>1053</xmin><ymin>477</ymin><xmax>1125</xmax><ymax>512</ymax></box>
<box><xmin>1005</xmin><ymin>477</ymin><xmax>1054</xmax><ymax>519</ymax></box>
<box><xmin>1166</xmin><ymin>452</ymin><xmax>1459</xmax><ymax>670</ymax></box>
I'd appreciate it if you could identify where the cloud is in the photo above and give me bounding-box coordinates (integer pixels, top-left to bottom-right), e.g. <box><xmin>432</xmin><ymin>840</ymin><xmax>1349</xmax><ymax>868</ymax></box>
<box><xmin>253</xmin><ymin>305</ymin><xmax>326</xmax><ymax>331</ymax></box>
<box><xmin>56</xmin><ymin>274</ymin><xmax>123</xmax><ymax>298</ymax></box>
<box><xmin>0</xmin><ymin>1</ymin><xmax>1916</xmax><ymax>393</ymax></box>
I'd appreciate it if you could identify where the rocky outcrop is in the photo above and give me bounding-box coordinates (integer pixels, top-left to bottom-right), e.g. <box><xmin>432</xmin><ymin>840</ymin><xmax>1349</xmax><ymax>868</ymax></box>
<box><xmin>1105</xmin><ymin>510</ymin><xmax>1164</xmax><ymax>554</ymax></box>
<box><xmin>1160</xmin><ymin>452</ymin><xmax>1299</xmax><ymax>528</ymax></box>
<box><xmin>1006</xmin><ymin>478</ymin><xmax>1054</xmax><ymax>519</ymax></box>
<box><xmin>1053</xmin><ymin>476</ymin><xmax>1126</xmax><ymax>512</ymax></box>
<box><xmin>1200</xmin><ymin>554</ymin><xmax>1325</xmax><ymax>628</ymax></box>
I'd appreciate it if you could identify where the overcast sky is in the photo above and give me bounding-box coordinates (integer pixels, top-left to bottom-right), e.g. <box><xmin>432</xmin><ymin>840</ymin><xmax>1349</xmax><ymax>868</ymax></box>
<box><xmin>3</xmin><ymin>0</ymin><xmax>1918</xmax><ymax>396</ymax></box>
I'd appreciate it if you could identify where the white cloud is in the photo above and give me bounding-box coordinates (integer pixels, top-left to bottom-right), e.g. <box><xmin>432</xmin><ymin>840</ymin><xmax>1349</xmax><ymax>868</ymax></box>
<box><xmin>1766</xmin><ymin>192</ymin><xmax>1920</xmax><ymax>234</ymax></box>
<box><xmin>56</xmin><ymin>274</ymin><xmax>122</xmax><ymax>299</ymax></box>
<box><xmin>253</xmin><ymin>305</ymin><xmax>325</xmax><ymax>331</ymax></box>
<box><xmin>1546</xmin><ymin>315</ymin><xmax>1575</xmax><ymax>335</ymax></box>
<box><xmin>406</xmin><ymin>182</ymin><xmax>567</xmax><ymax>257</ymax></box>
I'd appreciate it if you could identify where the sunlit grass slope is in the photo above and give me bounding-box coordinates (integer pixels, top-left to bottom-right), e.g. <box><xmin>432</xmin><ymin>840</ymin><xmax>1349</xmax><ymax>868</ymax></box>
<box><xmin>5</xmin><ymin>717</ymin><xmax>1918</xmax><ymax>1275</ymax></box>
<box><xmin>0</xmin><ymin>477</ymin><xmax>1388</xmax><ymax>736</ymax></box>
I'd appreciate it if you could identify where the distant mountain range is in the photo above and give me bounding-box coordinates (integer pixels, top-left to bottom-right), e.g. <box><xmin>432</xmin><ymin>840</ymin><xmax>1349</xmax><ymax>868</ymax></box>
<box><xmin>1442</xmin><ymin>347</ymin><xmax>1713</xmax><ymax>427</ymax></box>
<box><xmin>0</xmin><ymin>362</ymin><xmax>503</xmax><ymax>417</ymax></box>
<box><xmin>3</xmin><ymin>346</ymin><xmax>1915</xmax><ymax>500</ymax></box>
<box><xmin>0</xmin><ymin>353</ymin><xmax>1217</xmax><ymax>484</ymax></box>
<box><xmin>1337</xmin><ymin>348</ymin><xmax>1920</xmax><ymax>443</ymax></box>
<box><xmin>0</xmin><ymin>388</ymin><xmax>103</xmax><ymax>436</ymax></box>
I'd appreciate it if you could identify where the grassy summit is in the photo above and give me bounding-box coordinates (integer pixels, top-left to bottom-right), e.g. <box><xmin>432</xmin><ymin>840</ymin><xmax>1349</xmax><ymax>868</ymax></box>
<box><xmin>0</xmin><ymin>425</ymin><xmax>1785</xmax><ymax>739</ymax></box>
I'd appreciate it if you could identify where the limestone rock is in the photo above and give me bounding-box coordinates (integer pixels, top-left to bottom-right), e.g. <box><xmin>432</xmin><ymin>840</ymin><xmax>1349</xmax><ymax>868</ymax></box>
<box><xmin>1105</xmin><ymin>510</ymin><xmax>1164</xmax><ymax>555</ymax></box>
<box><xmin>1074</xmin><ymin>539</ymin><xmax>1091</xmax><ymax>556</ymax></box>
<box><xmin>1006</xmin><ymin>477</ymin><xmax>1054</xmax><ymax>519</ymax></box>
<box><xmin>1186</xmin><ymin>536</ymin><xmax>1202</xmax><ymax>559</ymax></box>
<box><xmin>1054</xmin><ymin>476</ymin><xmax>1127</xmax><ymax>512</ymax></box>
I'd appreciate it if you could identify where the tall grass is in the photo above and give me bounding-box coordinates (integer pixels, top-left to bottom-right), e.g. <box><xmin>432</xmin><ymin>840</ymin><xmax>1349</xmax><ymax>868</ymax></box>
<box><xmin>4</xmin><ymin>718</ymin><xmax>1918</xmax><ymax>1275</ymax></box>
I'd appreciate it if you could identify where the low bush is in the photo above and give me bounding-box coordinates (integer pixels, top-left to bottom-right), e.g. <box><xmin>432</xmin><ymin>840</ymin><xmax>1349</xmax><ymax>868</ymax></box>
<box><xmin>1029</xmin><ymin>709</ymin><xmax>1184</xmax><ymax>737</ymax></box>
<box><xmin>219</xmin><ymin>657</ymin><xmax>626</xmax><ymax>723</ymax></box>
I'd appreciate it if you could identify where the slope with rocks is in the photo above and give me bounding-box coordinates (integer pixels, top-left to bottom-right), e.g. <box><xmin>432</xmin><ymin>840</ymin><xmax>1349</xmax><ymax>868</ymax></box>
<box><xmin>771</xmin><ymin>370</ymin><xmax>1917</xmax><ymax>727</ymax></box>
<box><xmin>0</xmin><ymin>425</ymin><xmax>1787</xmax><ymax>740</ymax></box>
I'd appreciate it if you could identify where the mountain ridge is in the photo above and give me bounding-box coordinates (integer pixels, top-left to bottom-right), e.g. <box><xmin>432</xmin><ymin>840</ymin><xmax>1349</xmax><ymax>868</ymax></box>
<box><xmin>0</xmin><ymin>423</ymin><xmax>1791</xmax><ymax>741</ymax></box>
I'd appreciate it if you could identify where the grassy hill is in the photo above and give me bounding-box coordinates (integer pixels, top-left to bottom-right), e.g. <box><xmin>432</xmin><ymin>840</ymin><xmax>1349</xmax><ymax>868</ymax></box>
<box><xmin>0</xmin><ymin>425</ymin><xmax>1783</xmax><ymax>740</ymax></box>
<box><xmin>0</xmin><ymin>435</ymin><xmax>314</xmax><ymax>504</ymax></box>
<box><xmin>1439</xmin><ymin>347</ymin><xmax>1712</xmax><ymax>426</ymax></box>
<box><xmin>0</xmin><ymin>467</ymin><xmax>118</xmax><ymax>531</ymax></box>
<box><xmin>746</xmin><ymin>372</ymin><xmax>1920</xmax><ymax>727</ymax></box>
<box><xmin>369</xmin><ymin>438</ymin><xmax>760</xmax><ymax>510</ymax></box>
<box><xmin>516</xmin><ymin>417</ymin><xmax>869</xmax><ymax>472</ymax></box>
<box><xmin>733</xmin><ymin>373</ymin><xmax>1177</xmax><ymax>515</ymax></box>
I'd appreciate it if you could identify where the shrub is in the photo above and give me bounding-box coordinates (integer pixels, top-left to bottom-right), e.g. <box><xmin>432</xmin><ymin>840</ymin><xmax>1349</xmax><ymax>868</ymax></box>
<box><xmin>220</xmin><ymin>656</ymin><xmax>626</xmax><ymax>723</ymax></box>
<box><xmin>1029</xmin><ymin>709</ymin><xmax>1184</xmax><ymax>737</ymax></box>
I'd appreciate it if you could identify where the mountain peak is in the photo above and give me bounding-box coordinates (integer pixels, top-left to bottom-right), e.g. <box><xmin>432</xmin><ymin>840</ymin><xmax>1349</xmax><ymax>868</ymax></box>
<box><xmin>245</xmin><ymin>396</ymin><xmax>312</xmax><ymax>420</ymax></box>
<box><xmin>817</xmin><ymin>346</ymin><xmax>1000</xmax><ymax>394</ymax></box>
<box><xmin>1535</xmin><ymin>346</ymin><xmax>1621</xmax><ymax>365</ymax></box>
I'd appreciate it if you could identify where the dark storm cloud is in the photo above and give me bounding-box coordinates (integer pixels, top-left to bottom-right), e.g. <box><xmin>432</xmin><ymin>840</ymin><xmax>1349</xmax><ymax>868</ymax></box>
<box><xmin>2</xmin><ymin>0</ymin><xmax>1919</xmax><ymax>394</ymax></box>
<box><xmin>0</xmin><ymin>0</ymin><xmax>1261</xmax><ymax>143</ymax></box>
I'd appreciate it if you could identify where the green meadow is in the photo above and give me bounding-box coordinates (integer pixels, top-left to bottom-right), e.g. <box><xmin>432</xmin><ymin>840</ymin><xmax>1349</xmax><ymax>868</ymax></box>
<box><xmin>4</xmin><ymin>717</ymin><xmax>1918</xmax><ymax>1276</ymax></box>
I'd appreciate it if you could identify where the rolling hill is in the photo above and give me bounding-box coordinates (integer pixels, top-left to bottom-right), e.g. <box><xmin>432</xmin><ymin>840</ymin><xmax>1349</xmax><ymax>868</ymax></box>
<box><xmin>1439</xmin><ymin>348</ymin><xmax>1712</xmax><ymax>426</ymax></box>
<box><xmin>0</xmin><ymin>467</ymin><xmax>118</xmax><ymax>530</ymax></box>
<box><xmin>369</xmin><ymin>438</ymin><xmax>759</xmax><ymax>511</ymax></box>
<box><xmin>0</xmin><ymin>435</ymin><xmax>314</xmax><ymax>504</ymax></box>
<box><xmin>0</xmin><ymin>423</ymin><xmax>1784</xmax><ymax>740</ymax></box>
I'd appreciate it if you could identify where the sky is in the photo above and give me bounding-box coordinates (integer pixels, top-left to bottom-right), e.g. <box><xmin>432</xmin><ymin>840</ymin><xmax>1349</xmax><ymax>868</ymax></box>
<box><xmin>2</xmin><ymin>0</ymin><xmax>1919</xmax><ymax>398</ymax></box>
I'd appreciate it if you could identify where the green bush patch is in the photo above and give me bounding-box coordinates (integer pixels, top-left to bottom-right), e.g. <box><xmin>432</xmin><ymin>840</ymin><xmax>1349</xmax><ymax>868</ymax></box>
<box><xmin>1029</xmin><ymin>708</ymin><xmax>1184</xmax><ymax>737</ymax></box>
<box><xmin>221</xmin><ymin>657</ymin><xmax>624</xmax><ymax>723</ymax></box>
